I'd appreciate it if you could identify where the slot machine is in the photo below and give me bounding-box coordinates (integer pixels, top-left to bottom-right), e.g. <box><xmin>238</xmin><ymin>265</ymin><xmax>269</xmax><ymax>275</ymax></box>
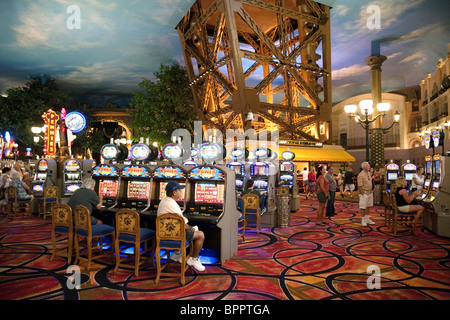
<box><xmin>423</xmin><ymin>154</ymin><xmax>444</xmax><ymax>212</ymax></box>
<box><xmin>32</xmin><ymin>158</ymin><xmax>57</xmax><ymax>197</ymax></box>
<box><xmin>402</xmin><ymin>161</ymin><xmax>417</xmax><ymax>192</ymax></box>
<box><xmin>433</xmin><ymin>154</ymin><xmax>443</xmax><ymax>185</ymax></box>
<box><xmin>63</xmin><ymin>159</ymin><xmax>83</xmax><ymax>196</ymax></box>
<box><xmin>226</xmin><ymin>146</ymin><xmax>248</xmax><ymax>193</ymax></box>
<box><xmin>385</xmin><ymin>161</ymin><xmax>400</xmax><ymax>193</ymax></box>
<box><xmin>149</xmin><ymin>165</ymin><xmax>187</xmax><ymax>211</ymax></box>
<box><xmin>91</xmin><ymin>164</ymin><xmax>120</xmax><ymax>208</ymax></box>
<box><xmin>278</xmin><ymin>150</ymin><xmax>297</xmax><ymax>193</ymax></box>
<box><xmin>183</xmin><ymin>146</ymin><xmax>200</xmax><ymax>168</ymax></box>
<box><xmin>118</xmin><ymin>164</ymin><xmax>152</xmax><ymax>211</ymax></box>
<box><xmin>185</xmin><ymin>165</ymin><xmax>240</xmax><ymax>264</ymax></box>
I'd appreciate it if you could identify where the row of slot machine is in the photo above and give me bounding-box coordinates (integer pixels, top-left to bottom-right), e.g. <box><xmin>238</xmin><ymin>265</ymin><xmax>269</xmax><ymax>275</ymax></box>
<box><xmin>92</xmin><ymin>141</ymin><xmax>241</xmax><ymax>264</ymax></box>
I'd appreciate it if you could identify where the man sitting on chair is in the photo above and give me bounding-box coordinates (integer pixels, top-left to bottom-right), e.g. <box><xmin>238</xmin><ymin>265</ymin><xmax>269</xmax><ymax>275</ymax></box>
<box><xmin>68</xmin><ymin>178</ymin><xmax>103</xmax><ymax>225</ymax></box>
<box><xmin>157</xmin><ymin>181</ymin><xmax>205</xmax><ymax>272</ymax></box>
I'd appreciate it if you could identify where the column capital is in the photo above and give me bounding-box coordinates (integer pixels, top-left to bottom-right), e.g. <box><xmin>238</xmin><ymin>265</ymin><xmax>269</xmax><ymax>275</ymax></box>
<box><xmin>365</xmin><ymin>55</ymin><xmax>387</xmax><ymax>71</ymax></box>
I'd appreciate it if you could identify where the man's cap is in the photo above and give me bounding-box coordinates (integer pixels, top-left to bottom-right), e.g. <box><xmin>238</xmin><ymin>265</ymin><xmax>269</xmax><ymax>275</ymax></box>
<box><xmin>165</xmin><ymin>181</ymin><xmax>185</xmax><ymax>193</ymax></box>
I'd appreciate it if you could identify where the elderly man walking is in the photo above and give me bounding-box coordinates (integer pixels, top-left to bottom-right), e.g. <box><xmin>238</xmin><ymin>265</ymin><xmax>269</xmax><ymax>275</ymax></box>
<box><xmin>357</xmin><ymin>162</ymin><xmax>375</xmax><ymax>227</ymax></box>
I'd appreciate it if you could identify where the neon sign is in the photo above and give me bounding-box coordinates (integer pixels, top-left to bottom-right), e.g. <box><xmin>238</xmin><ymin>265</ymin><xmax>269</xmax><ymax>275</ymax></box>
<box><xmin>42</xmin><ymin>110</ymin><xmax>60</xmax><ymax>156</ymax></box>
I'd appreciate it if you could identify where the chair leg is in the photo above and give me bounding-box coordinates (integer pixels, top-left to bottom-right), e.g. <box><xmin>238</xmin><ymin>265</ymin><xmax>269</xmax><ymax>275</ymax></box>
<box><xmin>155</xmin><ymin>248</ymin><xmax>161</xmax><ymax>284</ymax></box>
<box><xmin>51</xmin><ymin>231</ymin><xmax>56</xmax><ymax>261</ymax></box>
<box><xmin>135</xmin><ymin>243</ymin><xmax>140</xmax><ymax>276</ymax></box>
<box><xmin>87</xmin><ymin>236</ymin><xmax>92</xmax><ymax>271</ymax></box>
<box><xmin>114</xmin><ymin>239</ymin><xmax>120</xmax><ymax>273</ymax></box>
<box><xmin>67</xmin><ymin>233</ymin><xmax>73</xmax><ymax>265</ymax></box>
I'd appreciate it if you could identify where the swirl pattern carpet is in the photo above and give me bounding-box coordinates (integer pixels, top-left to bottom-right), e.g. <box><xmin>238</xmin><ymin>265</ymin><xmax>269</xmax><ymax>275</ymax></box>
<box><xmin>1</xmin><ymin>197</ymin><xmax>449</xmax><ymax>300</ymax></box>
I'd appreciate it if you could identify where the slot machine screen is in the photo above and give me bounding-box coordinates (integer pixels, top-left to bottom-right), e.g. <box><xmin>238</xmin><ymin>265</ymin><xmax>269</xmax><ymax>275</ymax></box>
<box><xmin>424</xmin><ymin>180</ymin><xmax>430</xmax><ymax>188</ymax></box>
<box><xmin>254</xmin><ymin>180</ymin><xmax>268</xmax><ymax>189</ymax></box>
<box><xmin>33</xmin><ymin>185</ymin><xmax>44</xmax><ymax>193</ymax></box>
<box><xmin>235</xmin><ymin>179</ymin><xmax>243</xmax><ymax>188</ymax></box>
<box><xmin>280</xmin><ymin>163</ymin><xmax>294</xmax><ymax>172</ymax></box>
<box><xmin>65</xmin><ymin>184</ymin><xmax>81</xmax><ymax>194</ymax></box>
<box><xmin>434</xmin><ymin>161</ymin><xmax>441</xmax><ymax>174</ymax></box>
<box><xmin>425</xmin><ymin>162</ymin><xmax>431</xmax><ymax>174</ymax></box>
<box><xmin>280</xmin><ymin>174</ymin><xmax>293</xmax><ymax>182</ymax></box>
<box><xmin>229</xmin><ymin>164</ymin><xmax>243</xmax><ymax>175</ymax></box>
<box><xmin>404</xmin><ymin>173</ymin><xmax>414</xmax><ymax>181</ymax></box>
<box><xmin>432</xmin><ymin>181</ymin><xmax>440</xmax><ymax>190</ymax></box>
<box><xmin>159</xmin><ymin>181</ymin><xmax>185</xmax><ymax>201</ymax></box>
<box><xmin>127</xmin><ymin>181</ymin><xmax>150</xmax><ymax>200</ymax></box>
<box><xmin>387</xmin><ymin>173</ymin><xmax>398</xmax><ymax>181</ymax></box>
<box><xmin>194</xmin><ymin>182</ymin><xmax>224</xmax><ymax>204</ymax></box>
<box><xmin>254</xmin><ymin>165</ymin><xmax>268</xmax><ymax>176</ymax></box>
<box><xmin>99</xmin><ymin>180</ymin><xmax>118</xmax><ymax>198</ymax></box>
<box><xmin>36</xmin><ymin>173</ymin><xmax>46</xmax><ymax>181</ymax></box>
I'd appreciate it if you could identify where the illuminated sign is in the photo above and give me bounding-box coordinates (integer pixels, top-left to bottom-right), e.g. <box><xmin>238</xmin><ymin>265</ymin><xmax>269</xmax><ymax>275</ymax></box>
<box><xmin>153</xmin><ymin>166</ymin><xmax>185</xmax><ymax>179</ymax></box>
<box><xmin>281</xmin><ymin>150</ymin><xmax>295</xmax><ymax>161</ymax></box>
<box><xmin>424</xmin><ymin>134</ymin><xmax>431</xmax><ymax>149</ymax></box>
<box><xmin>433</xmin><ymin>131</ymin><xmax>440</xmax><ymax>148</ymax></box>
<box><xmin>65</xmin><ymin>111</ymin><xmax>86</xmax><ymax>133</ymax></box>
<box><xmin>42</xmin><ymin>110</ymin><xmax>59</xmax><ymax>156</ymax></box>
<box><xmin>121</xmin><ymin>165</ymin><xmax>150</xmax><ymax>178</ymax></box>
<box><xmin>162</xmin><ymin>143</ymin><xmax>183</xmax><ymax>160</ymax></box>
<box><xmin>189</xmin><ymin>166</ymin><xmax>224</xmax><ymax>180</ymax></box>
<box><xmin>130</xmin><ymin>143</ymin><xmax>150</xmax><ymax>161</ymax></box>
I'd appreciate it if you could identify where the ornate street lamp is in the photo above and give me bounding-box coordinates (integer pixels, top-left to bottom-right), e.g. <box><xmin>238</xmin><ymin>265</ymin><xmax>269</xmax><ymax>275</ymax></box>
<box><xmin>345</xmin><ymin>100</ymin><xmax>400</xmax><ymax>163</ymax></box>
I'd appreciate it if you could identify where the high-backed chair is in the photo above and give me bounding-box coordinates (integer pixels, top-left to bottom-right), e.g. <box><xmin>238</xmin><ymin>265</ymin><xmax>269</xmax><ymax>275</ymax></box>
<box><xmin>114</xmin><ymin>209</ymin><xmax>156</xmax><ymax>276</ymax></box>
<box><xmin>155</xmin><ymin>213</ymin><xmax>192</xmax><ymax>285</ymax></box>
<box><xmin>6</xmin><ymin>186</ymin><xmax>32</xmax><ymax>218</ymax></box>
<box><xmin>389</xmin><ymin>194</ymin><xmax>419</xmax><ymax>235</ymax></box>
<box><xmin>50</xmin><ymin>204</ymin><xmax>73</xmax><ymax>264</ymax></box>
<box><xmin>382</xmin><ymin>191</ymin><xmax>393</xmax><ymax>228</ymax></box>
<box><xmin>73</xmin><ymin>205</ymin><xmax>115</xmax><ymax>271</ymax></box>
<box><xmin>39</xmin><ymin>186</ymin><xmax>59</xmax><ymax>219</ymax></box>
<box><xmin>277</xmin><ymin>186</ymin><xmax>290</xmax><ymax>195</ymax></box>
<box><xmin>242</xmin><ymin>193</ymin><xmax>261</xmax><ymax>235</ymax></box>
<box><xmin>237</xmin><ymin>196</ymin><xmax>246</xmax><ymax>242</ymax></box>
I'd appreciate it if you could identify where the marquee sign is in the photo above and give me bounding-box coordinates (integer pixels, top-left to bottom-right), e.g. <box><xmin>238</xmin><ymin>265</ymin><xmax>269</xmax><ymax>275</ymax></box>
<box><xmin>42</xmin><ymin>110</ymin><xmax>59</xmax><ymax>156</ymax></box>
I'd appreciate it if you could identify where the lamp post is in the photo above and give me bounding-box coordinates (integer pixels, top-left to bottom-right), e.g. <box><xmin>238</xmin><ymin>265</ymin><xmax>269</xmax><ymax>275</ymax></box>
<box><xmin>344</xmin><ymin>100</ymin><xmax>400</xmax><ymax>164</ymax></box>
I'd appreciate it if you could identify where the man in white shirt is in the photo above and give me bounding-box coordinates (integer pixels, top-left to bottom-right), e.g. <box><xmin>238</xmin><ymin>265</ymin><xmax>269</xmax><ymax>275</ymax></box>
<box><xmin>157</xmin><ymin>181</ymin><xmax>205</xmax><ymax>272</ymax></box>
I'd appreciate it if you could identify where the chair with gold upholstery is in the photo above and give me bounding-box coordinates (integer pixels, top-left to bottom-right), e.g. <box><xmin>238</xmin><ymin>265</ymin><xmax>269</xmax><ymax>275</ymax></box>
<box><xmin>382</xmin><ymin>191</ymin><xmax>393</xmax><ymax>228</ymax></box>
<box><xmin>242</xmin><ymin>193</ymin><xmax>261</xmax><ymax>235</ymax></box>
<box><xmin>390</xmin><ymin>194</ymin><xmax>420</xmax><ymax>235</ymax></box>
<box><xmin>155</xmin><ymin>213</ymin><xmax>192</xmax><ymax>285</ymax></box>
<box><xmin>50</xmin><ymin>204</ymin><xmax>73</xmax><ymax>264</ymax></box>
<box><xmin>114</xmin><ymin>209</ymin><xmax>156</xmax><ymax>276</ymax></box>
<box><xmin>277</xmin><ymin>186</ymin><xmax>290</xmax><ymax>195</ymax></box>
<box><xmin>6</xmin><ymin>186</ymin><xmax>32</xmax><ymax>218</ymax></box>
<box><xmin>39</xmin><ymin>186</ymin><xmax>59</xmax><ymax>219</ymax></box>
<box><xmin>73</xmin><ymin>205</ymin><xmax>115</xmax><ymax>271</ymax></box>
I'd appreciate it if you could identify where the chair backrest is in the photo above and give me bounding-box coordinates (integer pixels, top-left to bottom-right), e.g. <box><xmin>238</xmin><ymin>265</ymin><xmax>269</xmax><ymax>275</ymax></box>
<box><xmin>44</xmin><ymin>186</ymin><xmax>59</xmax><ymax>199</ymax></box>
<box><xmin>116</xmin><ymin>208</ymin><xmax>140</xmax><ymax>238</ymax></box>
<box><xmin>156</xmin><ymin>213</ymin><xmax>186</xmax><ymax>242</ymax></box>
<box><xmin>389</xmin><ymin>194</ymin><xmax>398</xmax><ymax>214</ymax></box>
<box><xmin>52</xmin><ymin>204</ymin><xmax>73</xmax><ymax>229</ymax></box>
<box><xmin>73</xmin><ymin>205</ymin><xmax>92</xmax><ymax>232</ymax></box>
<box><xmin>382</xmin><ymin>191</ymin><xmax>390</xmax><ymax>206</ymax></box>
<box><xmin>277</xmin><ymin>186</ymin><xmax>290</xmax><ymax>195</ymax></box>
<box><xmin>6</xmin><ymin>186</ymin><xmax>17</xmax><ymax>202</ymax></box>
<box><xmin>242</xmin><ymin>193</ymin><xmax>259</xmax><ymax>211</ymax></box>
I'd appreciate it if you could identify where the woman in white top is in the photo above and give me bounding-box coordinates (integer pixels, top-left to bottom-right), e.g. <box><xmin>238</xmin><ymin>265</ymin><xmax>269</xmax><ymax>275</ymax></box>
<box><xmin>411</xmin><ymin>165</ymin><xmax>425</xmax><ymax>191</ymax></box>
<box><xmin>0</xmin><ymin>167</ymin><xmax>12</xmax><ymax>214</ymax></box>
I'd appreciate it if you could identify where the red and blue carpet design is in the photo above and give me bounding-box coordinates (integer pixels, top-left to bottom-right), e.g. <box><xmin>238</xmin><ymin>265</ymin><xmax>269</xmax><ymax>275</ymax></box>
<box><xmin>1</xmin><ymin>196</ymin><xmax>450</xmax><ymax>300</ymax></box>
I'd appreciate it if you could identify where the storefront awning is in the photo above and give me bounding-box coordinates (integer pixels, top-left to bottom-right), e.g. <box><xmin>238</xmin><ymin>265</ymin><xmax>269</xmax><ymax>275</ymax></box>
<box><xmin>278</xmin><ymin>147</ymin><xmax>355</xmax><ymax>163</ymax></box>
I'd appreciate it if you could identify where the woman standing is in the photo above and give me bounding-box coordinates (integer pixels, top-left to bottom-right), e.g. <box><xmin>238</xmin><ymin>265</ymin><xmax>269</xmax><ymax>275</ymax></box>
<box><xmin>316</xmin><ymin>166</ymin><xmax>329</xmax><ymax>226</ymax></box>
<box><xmin>411</xmin><ymin>165</ymin><xmax>425</xmax><ymax>192</ymax></box>
<box><xmin>307</xmin><ymin>167</ymin><xmax>316</xmax><ymax>199</ymax></box>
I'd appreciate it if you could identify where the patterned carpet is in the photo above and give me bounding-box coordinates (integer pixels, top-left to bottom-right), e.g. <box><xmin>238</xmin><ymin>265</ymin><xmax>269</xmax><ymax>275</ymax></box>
<box><xmin>1</xmin><ymin>196</ymin><xmax>450</xmax><ymax>301</ymax></box>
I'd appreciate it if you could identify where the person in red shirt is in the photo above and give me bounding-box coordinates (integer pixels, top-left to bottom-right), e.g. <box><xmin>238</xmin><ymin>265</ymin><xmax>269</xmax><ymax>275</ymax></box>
<box><xmin>316</xmin><ymin>165</ymin><xmax>329</xmax><ymax>226</ymax></box>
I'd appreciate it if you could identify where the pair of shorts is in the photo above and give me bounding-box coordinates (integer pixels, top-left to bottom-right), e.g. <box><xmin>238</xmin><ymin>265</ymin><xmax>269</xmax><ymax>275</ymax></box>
<box><xmin>398</xmin><ymin>205</ymin><xmax>413</xmax><ymax>213</ymax></box>
<box><xmin>345</xmin><ymin>184</ymin><xmax>355</xmax><ymax>191</ymax></box>
<box><xmin>186</xmin><ymin>228</ymin><xmax>194</xmax><ymax>243</ymax></box>
<box><xmin>359</xmin><ymin>193</ymin><xmax>373</xmax><ymax>209</ymax></box>
<box><xmin>317</xmin><ymin>191</ymin><xmax>328</xmax><ymax>203</ymax></box>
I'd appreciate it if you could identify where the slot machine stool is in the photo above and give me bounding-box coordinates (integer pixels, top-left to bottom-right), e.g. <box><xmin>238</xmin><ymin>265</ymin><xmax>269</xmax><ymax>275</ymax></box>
<box><xmin>39</xmin><ymin>186</ymin><xmax>59</xmax><ymax>219</ymax></box>
<box><xmin>73</xmin><ymin>205</ymin><xmax>116</xmax><ymax>271</ymax></box>
<box><xmin>50</xmin><ymin>204</ymin><xmax>74</xmax><ymax>264</ymax></box>
<box><xmin>6</xmin><ymin>186</ymin><xmax>33</xmax><ymax>218</ymax></box>
<box><xmin>114</xmin><ymin>209</ymin><xmax>156</xmax><ymax>276</ymax></box>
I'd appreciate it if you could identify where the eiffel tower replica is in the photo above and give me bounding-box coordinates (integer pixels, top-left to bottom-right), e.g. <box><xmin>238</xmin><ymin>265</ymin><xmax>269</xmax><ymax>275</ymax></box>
<box><xmin>176</xmin><ymin>0</ymin><xmax>332</xmax><ymax>143</ymax></box>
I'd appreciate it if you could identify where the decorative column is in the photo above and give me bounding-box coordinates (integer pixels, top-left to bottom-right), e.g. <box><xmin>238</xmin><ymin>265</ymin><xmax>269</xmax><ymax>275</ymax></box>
<box><xmin>365</xmin><ymin>54</ymin><xmax>387</xmax><ymax>169</ymax></box>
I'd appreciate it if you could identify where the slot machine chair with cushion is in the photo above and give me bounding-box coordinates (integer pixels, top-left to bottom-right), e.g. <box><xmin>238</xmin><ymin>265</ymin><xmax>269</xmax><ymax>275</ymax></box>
<box><xmin>73</xmin><ymin>205</ymin><xmax>116</xmax><ymax>271</ymax></box>
<box><xmin>6</xmin><ymin>186</ymin><xmax>32</xmax><ymax>218</ymax></box>
<box><xmin>382</xmin><ymin>191</ymin><xmax>393</xmax><ymax>228</ymax></box>
<box><xmin>389</xmin><ymin>194</ymin><xmax>420</xmax><ymax>235</ymax></box>
<box><xmin>39</xmin><ymin>186</ymin><xmax>59</xmax><ymax>219</ymax></box>
<box><xmin>114</xmin><ymin>209</ymin><xmax>156</xmax><ymax>276</ymax></box>
<box><xmin>155</xmin><ymin>213</ymin><xmax>192</xmax><ymax>285</ymax></box>
<box><xmin>242</xmin><ymin>193</ymin><xmax>262</xmax><ymax>235</ymax></box>
<box><xmin>50</xmin><ymin>204</ymin><xmax>73</xmax><ymax>264</ymax></box>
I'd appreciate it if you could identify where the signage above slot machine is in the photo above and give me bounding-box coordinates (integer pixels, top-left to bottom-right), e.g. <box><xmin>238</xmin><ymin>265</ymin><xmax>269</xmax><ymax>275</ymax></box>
<box><xmin>130</xmin><ymin>143</ymin><xmax>150</xmax><ymax>161</ymax></box>
<box><xmin>162</xmin><ymin>143</ymin><xmax>184</xmax><ymax>162</ymax></box>
<box><xmin>200</xmin><ymin>142</ymin><xmax>226</xmax><ymax>164</ymax></box>
<box><xmin>92</xmin><ymin>164</ymin><xmax>120</xmax><ymax>177</ymax></box>
<box><xmin>42</xmin><ymin>109</ymin><xmax>60</xmax><ymax>156</ymax></box>
<box><xmin>252</xmin><ymin>147</ymin><xmax>272</xmax><ymax>161</ymax></box>
<box><xmin>101</xmin><ymin>144</ymin><xmax>120</xmax><ymax>161</ymax></box>
<box><xmin>229</xmin><ymin>147</ymin><xmax>248</xmax><ymax>161</ymax></box>
<box><xmin>64</xmin><ymin>111</ymin><xmax>86</xmax><ymax>133</ymax></box>
<box><xmin>281</xmin><ymin>150</ymin><xmax>295</xmax><ymax>161</ymax></box>
<box><xmin>189</xmin><ymin>166</ymin><xmax>224</xmax><ymax>181</ymax></box>
<box><xmin>153</xmin><ymin>165</ymin><xmax>185</xmax><ymax>179</ymax></box>
<box><xmin>121</xmin><ymin>165</ymin><xmax>151</xmax><ymax>178</ymax></box>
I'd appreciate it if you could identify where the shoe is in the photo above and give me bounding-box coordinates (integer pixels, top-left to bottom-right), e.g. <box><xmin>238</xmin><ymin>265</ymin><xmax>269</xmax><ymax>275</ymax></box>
<box><xmin>365</xmin><ymin>216</ymin><xmax>375</xmax><ymax>225</ymax></box>
<box><xmin>261</xmin><ymin>208</ymin><xmax>267</xmax><ymax>214</ymax></box>
<box><xmin>361</xmin><ymin>219</ymin><xmax>367</xmax><ymax>227</ymax></box>
<box><xmin>170</xmin><ymin>250</ymin><xmax>182</xmax><ymax>263</ymax></box>
<box><xmin>187</xmin><ymin>257</ymin><xmax>205</xmax><ymax>272</ymax></box>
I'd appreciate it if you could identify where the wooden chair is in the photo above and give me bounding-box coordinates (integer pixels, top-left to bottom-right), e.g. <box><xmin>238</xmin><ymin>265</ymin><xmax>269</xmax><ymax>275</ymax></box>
<box><xmin>114</xmin><ymin>209</ymin><xmax>156</xmax><ymax>276</ymax></box>
<box><xmin>237</xmin><ymin>196</ymin><xmax>246</xmax><ymax>242</ymax></box>
<box><xmin>50</xmin><ymin>204</ymin><xmax>73</xmax><ymax>264</ymax></box>
<box><xmin>389</xmin><ymin>194</ymin><xmax>420</xmax><ymax>235</ymax></box>
<box><xmin>382</xmin><ymin>191</ymin><xmax>393</xmax><ymax>228</ymax></box>
<box><xmin>39</xmin><ymin>186</ymin><xmax>59</xmax><ymax>219</ymax></box>
<box><xmin>6</xmin><ymin>186</ymin><xmax>32</xmax><ymax>218</ymax></box>
<box><xmin>73</xmin><ymin>205</ymin><xmax>115</xmax><ymax>271</ymax></box>
<box><xmin>277</xmin><ymin>186</ymin><xmax>290</xmax><ymax>195</ymax></box>
<box><xmin>155</xmin><ymin>213</ymin><xmax>192</xmax><ymax>285</ymax></box>
<box><xmin>242</xmin><ymin>193</ymin><xmax>261</xmax><ymax>235</ymax></box>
